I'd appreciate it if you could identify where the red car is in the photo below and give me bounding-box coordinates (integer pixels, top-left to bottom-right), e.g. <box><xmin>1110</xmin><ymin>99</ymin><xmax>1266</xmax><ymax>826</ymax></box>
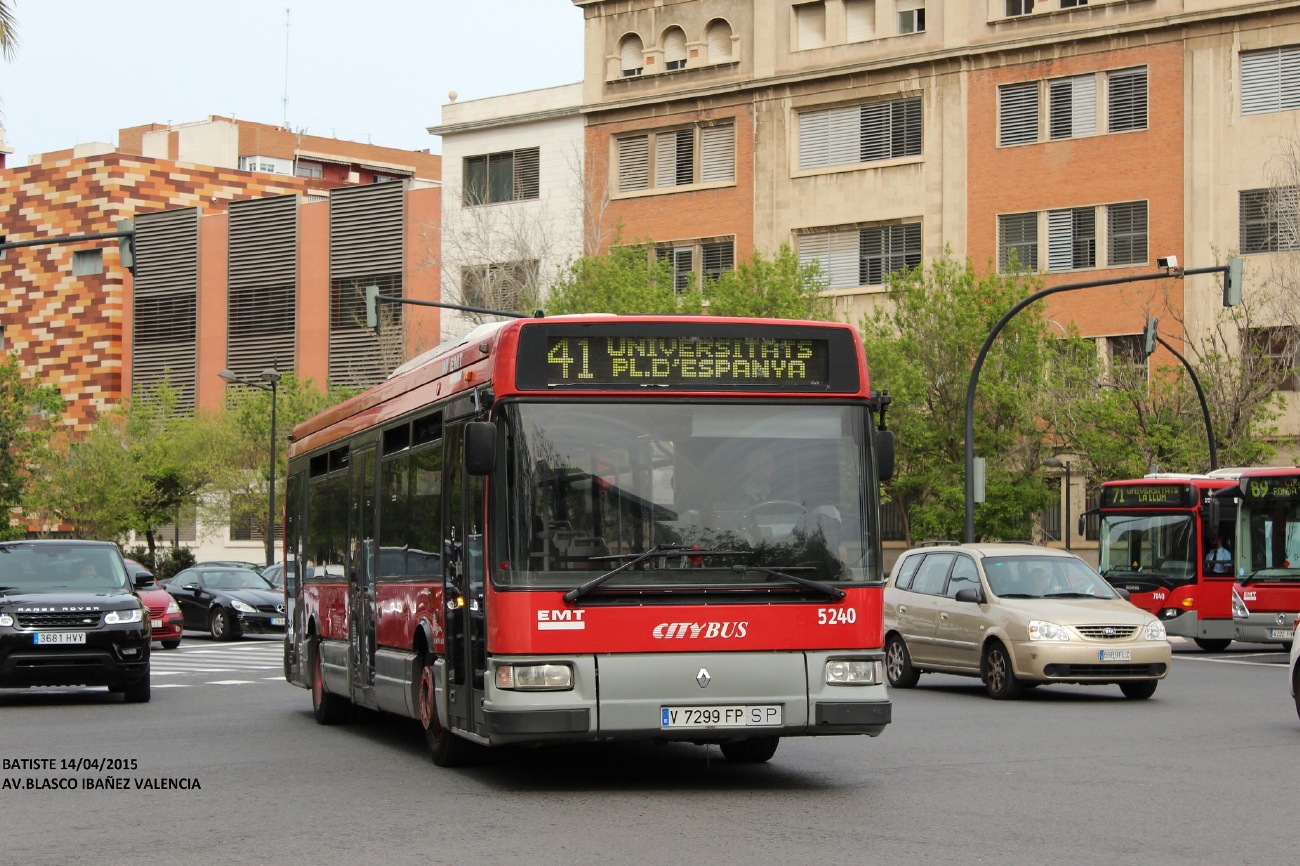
<box><xmin>125</xmin><ymin>559</ymin><xmax>184</xmax><ymax>649</ymax></box>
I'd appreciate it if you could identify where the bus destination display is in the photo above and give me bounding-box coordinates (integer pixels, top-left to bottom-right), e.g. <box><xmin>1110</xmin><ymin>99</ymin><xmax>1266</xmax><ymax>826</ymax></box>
<box><xmin>1243</xmin><ymin>476</ymin><xmax>1300</xmax><ymax>500</ymax></box>
<box><xmin>543</xmin><ymin>335</ymin><xmax>832</xmax><ymax>388</ymax></box>
<box><xmin>1104</xmin><ymin>484</ymin><xmax>1195</xmax><ymax>508</ymax></box>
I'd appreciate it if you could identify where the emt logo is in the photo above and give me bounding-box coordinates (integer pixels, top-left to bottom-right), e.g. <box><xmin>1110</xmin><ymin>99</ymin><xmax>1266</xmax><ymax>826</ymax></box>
<box><xmin>537</xmin><ymin>609</ymin><xmax>586</xmax><ymax>631</ymax></box>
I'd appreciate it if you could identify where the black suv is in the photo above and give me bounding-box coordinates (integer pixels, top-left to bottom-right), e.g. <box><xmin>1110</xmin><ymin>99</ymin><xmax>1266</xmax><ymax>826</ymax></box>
<box><xmin>0</xmin><ymin>540</ymin><xmax>151</xmax><ymax>702</ymax></box>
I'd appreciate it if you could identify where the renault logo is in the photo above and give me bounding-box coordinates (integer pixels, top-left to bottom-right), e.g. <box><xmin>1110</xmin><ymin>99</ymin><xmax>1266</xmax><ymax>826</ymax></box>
<box><xmin>696</xmin><ymin>668</ymin><xmax>711</xmax><ymax>688</ymax></box>
<box><xmin>1279</xmin><ymin>614</ymin><xmax>1289</xmax><ymax>626</ymax></box>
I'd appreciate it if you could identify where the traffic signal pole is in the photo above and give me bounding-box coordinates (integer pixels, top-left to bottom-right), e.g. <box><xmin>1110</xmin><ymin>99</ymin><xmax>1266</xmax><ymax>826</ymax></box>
<box><xmin>963</xmin><ymin>261</ymin><xmax>1241</xmax><ymax>544</ymax></box>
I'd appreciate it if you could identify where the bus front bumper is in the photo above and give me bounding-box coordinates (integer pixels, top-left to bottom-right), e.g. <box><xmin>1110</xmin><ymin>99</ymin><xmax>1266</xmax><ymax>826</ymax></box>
<box><xmin>1234</xmin><ymin>611</ymin><xmax>1298</xmax><ymax>644</ymax></box>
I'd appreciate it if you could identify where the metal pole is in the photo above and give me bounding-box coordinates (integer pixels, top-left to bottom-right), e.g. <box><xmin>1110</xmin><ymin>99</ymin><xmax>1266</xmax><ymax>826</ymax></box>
<box><xmin>0</xmin><ymin>229</ymin><xmax>134</xmax><ymax>251</ymax></box>
<box><xmin>267</xmin><ymin>378</ymin><xmax>278</xmax><ymax>568</ymax></box>
<box><xmin>1154</xmin><ymin>334</ymin><xmax>1218</xmax><ymax>471</ymax></box>
<box><xmin>374</xmin><ymin>293</ymin><xmax>532</xmax><ymax>320</ymax></box>
<box><xmin>963</xmin><ymin>265</ymin><xmax>1227</xmax><ymax>543</ymax></box>
<box><xmin>1064</xmin><ymin>461</ymin><xmax>1072</xmax><ymax>552</ymax></box>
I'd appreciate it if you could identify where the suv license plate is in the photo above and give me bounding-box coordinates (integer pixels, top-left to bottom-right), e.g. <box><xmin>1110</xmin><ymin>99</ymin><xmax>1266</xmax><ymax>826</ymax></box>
<box><xmin>34</xmin><ymin>632</ymin><xmax>86</xmax><ymax>645</ymax></box>
<box><xmin>1099</xmin><ymin>649</ymin><xmax>1132</xmax><ymax>661</ymax></box>
<box><xmin>1269</xmin><ymin>629</ymin><xmax>1295</xmax><ymax>640</ymax></box>
<box><xmin>660</xmin><ymin>705</ymin><xmax>782</xmax><ymax>728</ymax></box>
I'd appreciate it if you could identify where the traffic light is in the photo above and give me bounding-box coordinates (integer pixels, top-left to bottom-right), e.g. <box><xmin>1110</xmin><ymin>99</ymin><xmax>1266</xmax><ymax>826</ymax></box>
<box><xmin>1223</xmin><ymin>256</ymin><xmax>1244</xmax><ymax>307</ymax></box>
<box><xmin>116</xmin><ymin>219</ymin><xmax>135</xmax><ymax>275</ymax></box>
<box><xmin>1143</xmin><ymin>316</ymin><xmax>1158</xmax><ymax>357</ymax></box>
<box><xmin>364</xmin><ymin>285</ymin><xmax>380</xmax><ymax>334</ymax></box>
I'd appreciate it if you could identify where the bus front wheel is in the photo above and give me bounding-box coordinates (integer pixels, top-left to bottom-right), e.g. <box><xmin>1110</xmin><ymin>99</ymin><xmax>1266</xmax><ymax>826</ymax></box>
<box><xmin>418</xmin><ymin>656</ymin><xmax>477</xmax><ymax>768</ymax></box>
<box><xmin>1194</xmin><ymin>638</ymin><xmax>1231</xmax><ymax>652</ymax></box>
<box><xmin>310</xmin><ymin>638</ymin><xmax>350</xmax><ymax>725</ymax></box>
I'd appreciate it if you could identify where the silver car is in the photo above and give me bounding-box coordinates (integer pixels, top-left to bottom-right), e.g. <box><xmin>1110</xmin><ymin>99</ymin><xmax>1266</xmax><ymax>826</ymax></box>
<box><xmin>884</xmin><ymin>544</ymin><xmax>1172</xmax><ymax>700</ymax></box>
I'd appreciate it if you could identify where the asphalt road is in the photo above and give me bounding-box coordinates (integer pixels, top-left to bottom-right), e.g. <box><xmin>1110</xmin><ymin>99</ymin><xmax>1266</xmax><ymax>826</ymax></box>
<box><xmin>2</xmin><ymin>635</ymin><xmax>1295</xmax><ymax>866</ymax></box>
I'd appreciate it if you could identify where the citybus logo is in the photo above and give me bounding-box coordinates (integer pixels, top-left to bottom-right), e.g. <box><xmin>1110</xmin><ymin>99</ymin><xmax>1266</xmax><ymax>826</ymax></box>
<box><xmin>652</xmin><ymin>622</ymin><xmax>749</xmax><ymax>639</ymax></box>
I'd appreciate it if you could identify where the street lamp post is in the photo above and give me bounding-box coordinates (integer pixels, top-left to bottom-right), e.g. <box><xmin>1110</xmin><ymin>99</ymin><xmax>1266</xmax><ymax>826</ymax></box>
<box><xmin>1043</xmin><ymin>457</ymin><xmax>1071</xmax><ymax>551</ymax></box>
<box><xmin>218</xmin><ymin>368</ymin><xmax>282</xmax><ymax>567</ymax></box>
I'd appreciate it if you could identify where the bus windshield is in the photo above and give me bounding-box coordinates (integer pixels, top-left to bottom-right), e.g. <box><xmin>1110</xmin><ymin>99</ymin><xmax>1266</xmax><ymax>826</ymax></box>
<box><xmin>1240</xmin><ymin>498</ymin><xmax>1300</xmax><ymax>581</ymax></box>
<box><xmin>495</xmin><ymin>402</ymin><xmax>876</xmax><ymax>589</ymax></box>
<box><xmin>1098</xmin><ymin>513</ymin><xmax>1198</xmax><ymax>588</ymax></box>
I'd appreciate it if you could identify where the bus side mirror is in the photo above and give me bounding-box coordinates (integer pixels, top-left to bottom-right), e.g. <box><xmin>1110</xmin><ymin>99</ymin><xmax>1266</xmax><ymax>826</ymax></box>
<box><xmin>875</xmin><ymin>429</ymin><xmax>895</xmax><ymax>482</ymax></box>
<box><xmin>464</xmin><ymin>422</ymin><xmax>498</xmax><ymax>476</ymax></box>
<box><xmin>1200</xmin><ymin>498</ymin><xmax>1220</xmax><ymax>531</ymax></box>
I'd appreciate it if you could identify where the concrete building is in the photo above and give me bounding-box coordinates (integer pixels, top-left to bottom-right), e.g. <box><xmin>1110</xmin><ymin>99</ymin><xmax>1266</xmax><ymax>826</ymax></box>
<box><xmin>429</xmin><ymin>84</ymin><xmax>585</xmax><ymax>340</ymax></box>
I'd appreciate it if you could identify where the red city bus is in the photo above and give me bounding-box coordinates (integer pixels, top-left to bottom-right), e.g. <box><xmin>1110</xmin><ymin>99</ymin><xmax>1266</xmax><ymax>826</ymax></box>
<box><xmin>1228</xmin><ymin>468</ymin><xmax>1300</xmax><ymax>648</ymax></box>
<box><xmin>1093</xmin><ymin>475</ymin><xmax>1238</xmax><ymax>651</ymax></box>
<box><xmin>283</xmin><ymin>316</ymin><xmax>894</xmax><ymax>766</ymax></box>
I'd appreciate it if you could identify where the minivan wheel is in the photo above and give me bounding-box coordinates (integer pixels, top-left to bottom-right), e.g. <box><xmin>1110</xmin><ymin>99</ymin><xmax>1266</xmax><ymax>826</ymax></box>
<box><xmin>1194</xmin><ymin>638</ymin><xmax>1231</xmax><ymax>653</ymax></box>
<box><xmin>719</xmin><ymin>736</ymin><xmax>780</xmax><ymax>763</ymax></box>
<box><xmin>1119</xmin><ymin>680</ymin><xmax>1159</xmax><ymax>700</ymax></box>
<box><xmin>982</xmin><ymin>642</ymin><xmax>1022</xmax><ymax>700</ymax></box>
<box><xmin>885</xmin><ymin>634</ymin><xmax>920</xmax><ymax>688</ymax></box>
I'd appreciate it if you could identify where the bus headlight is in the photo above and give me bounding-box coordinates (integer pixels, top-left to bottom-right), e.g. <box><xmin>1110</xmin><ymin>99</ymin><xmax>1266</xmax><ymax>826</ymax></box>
<box><xmin>1232</xmin><ymin>589</ymin><xmax>1250</xmax><ymax>620</ymax></box>
<box><xmin>495</xmin><ymin>664</ymin><xmax>573</xmax><ymax>691</ymax></box>
<box><xmin>825</xmin><ymin>659</ymin><xmax>883</xmax><ymax>685</ymax></box>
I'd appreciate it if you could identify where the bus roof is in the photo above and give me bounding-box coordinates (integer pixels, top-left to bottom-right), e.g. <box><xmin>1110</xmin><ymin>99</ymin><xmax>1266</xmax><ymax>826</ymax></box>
<box><xmin>290</xmin><ymin>315</ymin><xmax>868</xmax><ymax>459</ymax></box>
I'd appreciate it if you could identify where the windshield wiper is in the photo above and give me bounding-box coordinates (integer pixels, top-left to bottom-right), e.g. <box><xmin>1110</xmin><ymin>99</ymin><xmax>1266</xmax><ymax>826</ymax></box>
<box><xmin>995</xmin><ymin>593</ymin><xmax>1038</xmax><ymax>598</ymax></box>
<box><xmin>738</xmin><ymin>565</ymin><xmax>845</xmax><ymax>601</ymax></box>
<box><xmin>1045</xmin><ymin>592</ymin><xmax>1102</xmax><ymax>599</ymax></box>
<box><xmin>565</xmin><ymin>544</ymin><xmax>735</xmax><ymax>602</ymax></box>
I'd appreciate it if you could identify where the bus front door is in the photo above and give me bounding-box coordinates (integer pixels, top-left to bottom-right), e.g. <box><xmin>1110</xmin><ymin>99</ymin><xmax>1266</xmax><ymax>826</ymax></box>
<box><xmin>444</xmin><ymin>425</ymin><xmax>488</xmax><ymax>735</ymax></box>
<box><xmin>348</xmin><ymin>445</ymin><xmax>377</xmax><ymax>705</ymax></box>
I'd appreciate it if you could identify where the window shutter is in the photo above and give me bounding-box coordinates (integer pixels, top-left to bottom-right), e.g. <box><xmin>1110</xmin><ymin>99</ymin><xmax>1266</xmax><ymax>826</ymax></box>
<box><xmin>664</xmin><ymin>28</ymin><xmax>687</xmax><ymax>68</ymax></box>
<box><xmin>656</xmin><ymin>132</ymin><xmax>676</xmax><ymax>187</ymax></box>
<box><xmin>675</xmin><ymin>129</ymin><xmax>694</xmax><ymax>184</ymax></box>
<box><xmin>860</xmin><ymin>223</ymin><xmax>922</xmax><ymax>285</ymax></box>
<box><xmin>796</xmin><ymin>2</ymin><xmax>826</xmax><ymax>50</ymax></box>
<box><xmin>998</xmin><ymin>212</ymin><xmax>1038</xmax><ymax>272</ymax></box>
<box><xmin>1107</xmin><ymin>68</ymin><xmax>1148</xmax><ymax>132</ymax></box>
<box><xmin>892</xmin><ymin>96</ymin><xmax>922</xmax><ymax>157</ymax></box>
<box><xmin>1107</xmin><ymin>201</ymin><xmax>1148</xmax><ymax>266</ymax></box>
<box><xmin>799</xmin><ymin>232</ymin><xmax>830</xmax><ymax>273</ymax></box>
<box><xmin>706</xmin><ymin>21</ymin><xmax>733</xmax><ymax>61</ymax></box>
<box><xmin>1242</xmin><ymin>49</ymin><xmax>1283</xmax><ymax>115</ymax></box>
<box><xmin>828</xmin><ymin>106</ymin><xmax>860</xmax><ymax>167</ymax></box>
<box><xmin>999</xmin><ymin>82</ymin><xmax>1039</xmax><ymax>146</ymax></box>
<box><xmin>846</xmin><ymin>0</ymin><xmax>875</xmax><ymax>42</ymax></box>
<box><xmin>618</xmin><ymin>135</ymin><xmax>649</xmax><ymax>192</ymax></box>
<box><xmin>702</xmin><ymin>240</ymin><xmax>735</xmax><ymax>280</ymax></box>
<box><xmin>701</xmin><ymin>124</ymin><xmax>735</xmax><ymax>182</ymax></box>
<box><xmin>1284</xmin><ymin>46</ymin><xmax>1300</xmax><ymax>112</ymax></box>
<box><xmin>621</xmin><ymin>36</ymin><xmax>644</xmax><ymax>75</ymax></box>
<box><xmin>512</xmin><ymin>147</ymin><xmax>540</xmax><ymax>200</ymax></box>
<box><xmin>1047</xmin><ymin>209</ymin><xmax>1075</xmax><ymax>272</ymax></box>
<box><xmin>1049</xmin><ymin>75</ymin><xmax>1095</xmax><ymax>140</ymax></box>
<box><xmin>800</xmin><ymin>230</ymin><xmax>859</xmax><ymax>289</ymax></box>
<box><xmin>860</xmin><ymin>103</ymin><xmax>891</xmax><ymax>163</ymax></box>
<box><xmin>799</xmin><ymin>108</ymin><xmax>831</xmax><ymax>170</ymax></box>
<box><xmin>672</xmin><ymin>247</ymin><xmax>694</xmax><ymax>292</ymax></box>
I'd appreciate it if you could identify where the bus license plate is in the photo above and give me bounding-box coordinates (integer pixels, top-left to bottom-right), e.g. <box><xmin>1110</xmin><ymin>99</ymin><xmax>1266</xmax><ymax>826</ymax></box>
<box><xmin>34</xmin><ymin>632</ymin><xmax>86</xmax><ymax>645</ymax></box>
<box><xmin>271</xmin><ymin>617</ymin><xmax>286</xmax><ymax>626</ymax></box>
<box><xmin>1269</xmin><ymin>629</ymin><xmax>1295</xmax><ymax>640</ymax></box>
<box><xmin>660</xmin><ymin>705</ymin><xmax>782</xmax><ymax>728</ymax></box>
<box><xmin>1099</xmin><ymin>649</ymin><xmax>1131</xmax><ymax>661</ymax></box>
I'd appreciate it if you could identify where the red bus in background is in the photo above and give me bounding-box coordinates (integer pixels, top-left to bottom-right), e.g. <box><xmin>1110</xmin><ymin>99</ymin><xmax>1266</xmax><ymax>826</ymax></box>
<box><xmin>1094</xmin><ymin>475</ymin><xmax>1238</xmax><ymax>651</ymax></box>
<box><xmin>283</xmin><ymin>316</ymin><xmax>894</xmax><ymax>766</ymax></box>
<box><xmin>1228</xmin><ymin>468</ymin><xmax>1300</xmax><ymax>648</ymax></box>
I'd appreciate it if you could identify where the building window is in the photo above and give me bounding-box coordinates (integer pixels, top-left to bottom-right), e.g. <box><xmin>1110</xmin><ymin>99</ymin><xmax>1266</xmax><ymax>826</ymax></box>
<box><xmin>1060</xmin><ymin>0</ymin><xmax>1088</xmax><ymax>6</ymax></box>
<box><xmin>799</xmin><ymin>223</ymin><xmax>920</xmax><ymax>289</ymax></box>
<box><xmin>663</xmin><ymin>27</ymin><xmax>688</xmax><ymax>71</ymax></box>
<box><xmin>295</xmin><ymin>160</ymin><xmax>323</xmax><ymax>179</ymax></box>
<box><xmin>1245</xmin><ymin>327</ymin><xmax>1300</xmax><ymax>390</ymax></box>
<box><xmin>702</xmin><ymin>240</ymin><xmax>735</xmax><ymax>283</ymax></box>
<box><xmin>620</xmin><ymin>34</ymin><xmax>644</xmax><ymax>76</ymax></box>
<box><xmin>1107</xmin><ymin>67</ymin><xmax>1148</xmax><ymax>132</ymax></box>
<box><xmin>1049</xmin><ymin>75</ymin><xmax>1097</xmax><ymax>140</ymax></box>
<box><xmin>846</xmin><ymin>0</ymin><xmax>875</xmax><ymax>41</ymax></box>
<box><xmin>1106</xmin><ymin>200</ymin><xmax>1148</xmax><ymax>266</ymax></box>
<box><xmin>1006</xmin><ymin>0</ymin><xmax>1034</xmax><ymax>16</ymax></box>
<box><xmin>615</xmin><ymin>123</ymin><xmax>735</xmax><ymax>193</ymax></box>
<box><xmin>897</xmin><ymin>0</ymin><xmax>925</xmax><ymax>34</ymax></box>
<box><xmin>1108</xmin><ymin>335</ymin><xmax>1148</xmax><ymax>384</ymax></box>
<box><xmin>799</xmin><ymin>96</ymin><xmax>922</xmax><ymax>170</ymax></box>
<box><xmin>1242</xmin><ymin>46</ymin><xmax>1300</xmax><ymax>116</ymax></box>
<box><xmin>795</xmin><ymin>2</ymin><xmax>827</xmax><ymax>50</ymax></box>
<box><xmin>1047</xmin><ymin>207</ymin><xmax>1096</xmax><ymax>272</ymax></box>
<box><xmin>653</xmin><ymin>238</ymin><xmax>735</xmax><ymax>292</ymax></box>
<box><xmin>463</xmin><ymin>147</ymin><xmax>540</xmax><ymax>205</ymax></box>
<box><xmin>1240</xmin><ymin>188</ymin><xmax>1300</xmax><ymax>254</ymax></box>
<box><xmin>998</xmin><ymin>81</ymin><xmax>1040</xmax><ymax>146</ymax></box>
<box><xmin>658</xmin><ymin>246</ymin><xmax>695</xmax><ymax>292</ymax></box>
<box><xmin>706</xmin><ymin>19</ymin><xmax>733</xmax><ymax>61</ymax></box>
<box><xmin>72</xmin><ymin>248</ymin><xmax>103</xmax><ymax>277</ymax></box>
<box><xmin>860</xmin><ymin>224</ymin><xmax>922</xmax><ymax>285</ymax></box>
<box><xmin>460</xmin><ymin>260</ymin><xmax>538</xmax><ymax>311</ymax></box>
<box><xmin>998</xmin><ymin>212</ymin><xmax>1038</xmax><ymax>272</ymax></box>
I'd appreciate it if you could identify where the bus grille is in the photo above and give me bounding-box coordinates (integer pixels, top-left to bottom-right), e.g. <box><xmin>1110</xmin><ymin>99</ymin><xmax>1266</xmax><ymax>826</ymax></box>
<box><xmin>1075</xmin><ymin>625</ymin><xmax>1138</xmax><ymax>639</ymax></box>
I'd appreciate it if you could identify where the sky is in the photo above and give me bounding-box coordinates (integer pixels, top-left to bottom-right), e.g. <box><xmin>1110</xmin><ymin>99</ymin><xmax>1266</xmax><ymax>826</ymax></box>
<box><xmin>0</xmin><ymin>0</ymin><xmax>586</xmax><ymax>165</ymax></box>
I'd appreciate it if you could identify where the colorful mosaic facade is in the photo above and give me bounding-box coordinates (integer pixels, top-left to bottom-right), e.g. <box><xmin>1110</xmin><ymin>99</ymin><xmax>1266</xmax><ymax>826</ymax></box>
<box><xmin>0</xmin><ymin>154</ymin><xmax>309</xmax><ymax>429</ymax></box>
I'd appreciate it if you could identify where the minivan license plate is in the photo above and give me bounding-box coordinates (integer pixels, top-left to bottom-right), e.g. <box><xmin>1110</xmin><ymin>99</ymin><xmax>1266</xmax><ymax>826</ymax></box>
<box><xmin>35</xmin><ymin>632</ymin><xmax>86</xmax><ymax>645</ymax></box>
<box><xmin>1269</xmin><ymin>629</ymin><xmax>1294</xmax><ymax>640</ymax></box>
<box><xmin>1099</xmin><ymin>649</ymin><xmax>1131</xmax><ymax>661</ymax></box>
<box><xmin>660</xmin><ymin>705</ymin><xmax>782</xmax><ymax>728</ymax></box>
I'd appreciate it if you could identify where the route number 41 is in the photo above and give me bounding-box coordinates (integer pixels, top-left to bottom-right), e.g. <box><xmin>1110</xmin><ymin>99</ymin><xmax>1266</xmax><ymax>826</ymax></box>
<box><xmin>817</xmin><ymin>607</ymin><xmax>856</xmax><ymax>625</ymax></box>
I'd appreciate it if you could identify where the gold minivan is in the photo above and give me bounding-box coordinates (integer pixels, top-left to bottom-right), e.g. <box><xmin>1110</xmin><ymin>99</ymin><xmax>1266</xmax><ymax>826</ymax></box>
<box><xmin>884</xmin><ymin>544</ymin><xmax>1171</xmax><ymax>700</ymax></box>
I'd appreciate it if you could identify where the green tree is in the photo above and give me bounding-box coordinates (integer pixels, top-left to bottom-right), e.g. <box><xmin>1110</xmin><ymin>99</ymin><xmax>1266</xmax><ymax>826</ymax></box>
<box><xmin>545</xmin><ymin>241</ymin><xmax>701</xmax><ymax>315</ymax></box>
<box><xmin>704</xmin><ymin>244</ymin><xmax>833</xmax><ymax>320</ymax></box>
<box><xmin>216</xmin><ymin>372</ymin><xmax>356</xmax><ymax>541</ymax></box>
<box><xmin>0</xmin><ymin>353</ymin><xmax>63</xmax><ymax>538</ymax></box>
<box><xmin>861</xmin><ymin>252</ymin><xmax>1057</xmax><ymax>543</ymax></box>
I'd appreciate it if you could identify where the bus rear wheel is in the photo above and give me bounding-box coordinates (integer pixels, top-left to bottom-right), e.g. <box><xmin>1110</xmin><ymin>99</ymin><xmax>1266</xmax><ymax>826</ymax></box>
<box><xmin>719</xmin><ymin>736</ymin><xmax>780</xmax><ymax>763</ymax></box>
<box><xmin>1194</xmin><ymin>638</ymin><xmax>1231</xmax><ymax>653</ymax></box>
<box><xmin>418</xmin><ymin>657</ymin><xmax>477</xmax><ymax>768</ymax></box>
<box><xmin>310</xmin><ymin>638</ymin><xmax>350</xmax><ymax>725</ymax></box>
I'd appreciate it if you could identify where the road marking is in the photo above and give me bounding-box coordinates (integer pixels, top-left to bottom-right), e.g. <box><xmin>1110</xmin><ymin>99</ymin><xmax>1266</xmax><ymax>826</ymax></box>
<box><xmin>1173</xmin><ymin>655</ymin><xmax>1285</xmax><ymax>667</ymax></box>
<box><xmin>153</xmin><ymin>683</ymin><xmax>192</xmax><ymax>689</ymax></box>
<box><xmin>206</xmin><ymin>680</ymin><xmax>255</xmax><ymax>685</ymax></box>
<box><xmin>263</xmin><ymin>676</ymin><xmax>285</xmax><ymax>681</ymax></box>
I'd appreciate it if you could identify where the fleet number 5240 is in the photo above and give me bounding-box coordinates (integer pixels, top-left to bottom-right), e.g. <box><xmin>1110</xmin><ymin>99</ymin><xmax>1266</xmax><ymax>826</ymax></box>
<box><xmin>817</xmin><ymin>607</ymin><xmax>856</xmax><ymax>625</ymax></box>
